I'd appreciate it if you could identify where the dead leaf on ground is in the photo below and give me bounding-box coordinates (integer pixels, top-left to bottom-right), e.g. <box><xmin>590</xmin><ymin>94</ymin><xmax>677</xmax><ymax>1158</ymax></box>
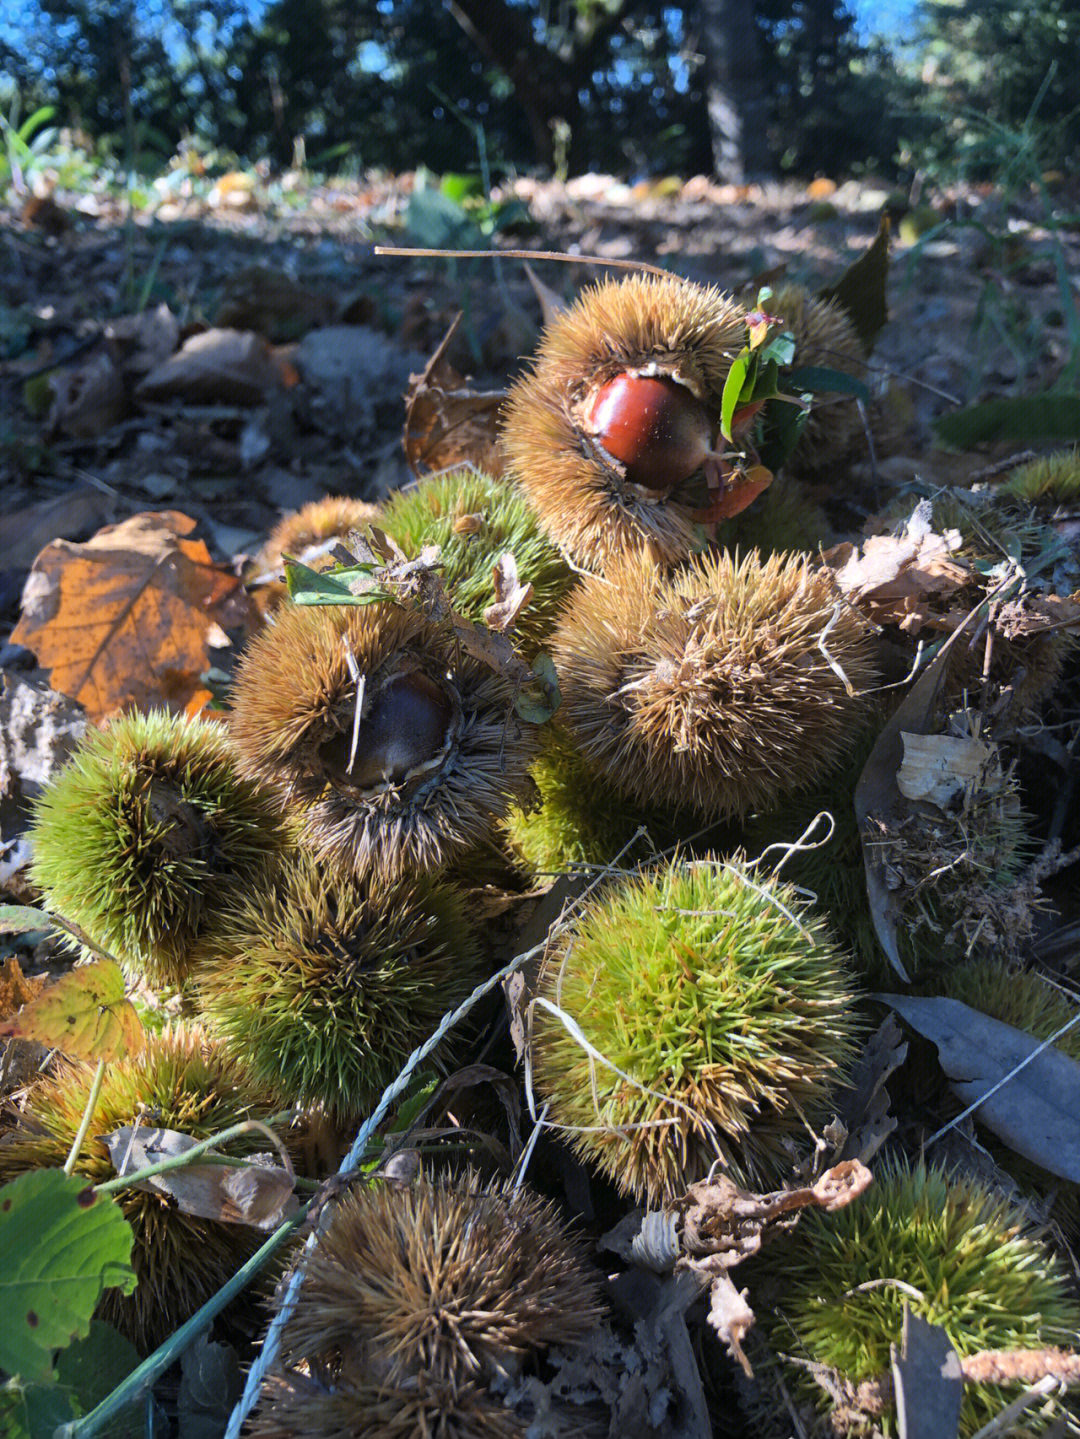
<box><xmin>994</xmin><ymin>592</ymin><xmax>1080</xmax><ymax>638</ymax></box>
<box><xmin>105</xmin><ymin>303</ymin><xmax>180</xmax><ymax>380</ymax></box>
<box><xmin>0</xmin><ymin>957</ymin><xmax>47</xmax><ymax>1022</ymax></box>
<box><xmin>47</xmin><ymin>350</ymin><xmax>127</xmax><ymax>439</ymax></box>
<box><xmin>403</xmin><ymin>313</ymin><xmax>505</xmax><ymax>478</ymax></box>
<box><xmin>896</xmin><ymin>730</ymin><xmax>995</xmax><ymax>808</ymax></box>
<box><xmin>11</xmin><ymin>509</ymin><xmax>258</xmax><ymax>720</ymax></box>
<box><xmin>823</xmin><ymin>504</ymin><xmax>968</xmax><ymax>634</ymax></box>
<box><xmin>0</xmin><ymin>958</ymin><xmax>143</xmax><ymax>1061</ymax></box>
<box><xmin>890</xmin><ymin>1310</ymin><xmax>963</xmax><ymax>1439</ymax></box>
<box><xmin>138</xmin><ymin>328</ymin><xmax>284</xmax><ymax>405</ymax></box>
<box><xmin>839</xmin><ymin>1013</ymin><xmax>908</xmax><ymax>1165</ymax></box>
<box><xmin>0</xmin><ymin>486</ymin><xmax>114</xmax><ymax>574</ymax></box>
<box><xmin>523</xmin><ymin>260</ymin><xmax>569</xmax><ymax>326</ymax></box>
<box><xmin>100</xmin><ymin>1125</ymin><xmax>298</xmax><ymax>1229</ymax></box>
<box><xmin>215</xmin><ymin>266</ymin><xmax>337</xmax><ymax>341</ymax></box>
<box><xmin>877</xmin><ymin>992</ymin><xmax>1080</xmax><ymax>1182</ymax></box>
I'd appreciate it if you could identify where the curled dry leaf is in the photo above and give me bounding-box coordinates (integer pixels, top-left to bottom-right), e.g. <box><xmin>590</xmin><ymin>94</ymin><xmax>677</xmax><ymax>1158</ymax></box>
<box><xmin>100</xmin><ymin>1126</ymin><xmax>298</xmax><ymax>1229</ymax></box>
<box><xmin>11</xmin><ymin>510</ymin><xmax>258</xmax><ymax>721</ymax></box>
<box><xmin>137</xmin><ymin>328</ymin><xmax>284</xmax><ymax>406</ymax></box>
<box><xmin>896</xmin><ymin>730</ymin><xmax>995</xmax><ymax>808</ymax></box>
<box><xmin>482</xmin><ymin>552</ymin><xmax>534</xmax><ymax>632</ymax></box>
<box><xmin>994</xmin><ymin>592</ymin><xmax>1080</xmax><ymax>638</ymax></box>
<box><xmin>48</xmin><ymin>350</ymin><xmax>127</xmax><ymax>439</ymax></box>
<box><xmin>0</xmin><ymin>959</ymin><xmax>143</xmax><ymax>1062</ymax></box>
<box><xmin>838</xmin><ymin>1013</ymin><xmax>908</xmax><ymax>1165</ymax></box>
<box><xmin>0</xmin><ymin>956</ymin><xmax>47</xmax><ymax>1021</ymax></box>
<box><xmin>823</xmin><ymin>507</ymin><xmax>967</xmax><ymax>634</ymax></box>
<box><xmin>403</xmin><ymin>313</ymin><xmax>505</xmax><ymax>478</ymax></box>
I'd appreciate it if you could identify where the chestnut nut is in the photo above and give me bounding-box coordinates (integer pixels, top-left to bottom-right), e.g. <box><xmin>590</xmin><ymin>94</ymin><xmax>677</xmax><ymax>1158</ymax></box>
<box><xmin>580</xmin><ymin>373</ymin><xmax>717</xmax><ymax>493</ymax></box>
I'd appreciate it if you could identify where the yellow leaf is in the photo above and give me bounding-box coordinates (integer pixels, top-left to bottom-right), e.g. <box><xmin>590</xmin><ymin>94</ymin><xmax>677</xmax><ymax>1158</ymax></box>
<box><xmin>0</xmin><ymin>960</ymin><xmax>144</xmax><ymax>1061</ymax></box>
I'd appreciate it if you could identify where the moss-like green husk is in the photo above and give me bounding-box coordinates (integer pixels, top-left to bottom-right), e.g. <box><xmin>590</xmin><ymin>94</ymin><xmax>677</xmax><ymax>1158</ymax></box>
<box><xmin>192</xmin><ymin>853</ymin><xmax>482</xmax><ymax>1119</ymax></box>
<box><xmin>29</xmin><ymin>710</ymin><xmax>287</xmax><ymax>986</ymax></box>
<box><xmin>760</xmin><ymin>1158</ymin><xmax>1080</xmax><ymax>1436</ymax></box>
<box><xmin>0</xmin><ymin>1027</ymin><xmax>287</xmax><ymax>1350</ymax></box>
<box><xmin>530</xmin><ymin>858</ymin><xmax>860</xmax><ymax>1204</ymax></box>
<box><xmin>378</xmin><ymin>467</ymin><xmax>575</xmax><ymax>650</ymax></box>
<box><xmin>1000</xmin><ymin>449</ymin><xmax>1080</xmax><ymax>505</ymax></box>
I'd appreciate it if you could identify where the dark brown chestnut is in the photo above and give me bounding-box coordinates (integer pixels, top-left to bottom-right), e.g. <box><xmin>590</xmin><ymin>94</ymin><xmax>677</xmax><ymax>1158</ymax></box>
<box><xmin>320</xmin><ymin>670</ymin><xmax>454</xmax><ymax>789</ymax></box>
<box><xmin>580</xmin><ymin>373</ymin><xmax>717</xmax><ymax>492</ymax></box>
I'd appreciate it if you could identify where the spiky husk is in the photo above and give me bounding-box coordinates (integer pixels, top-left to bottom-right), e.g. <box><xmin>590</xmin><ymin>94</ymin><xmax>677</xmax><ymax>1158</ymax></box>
<box><xmin>192</xmin><ymin>853</ymin><xmax>482</xmax><ymax>1119</ymax></box>
<box><xmin>377</xmin><ymin>467</ymin><xmax>575</xmax><ymax>651</ymax></box>
<box><xmin>501</xmin><ymin>724</ymin><xmax>680</xmax><ymax>875</ymax></box>
<box><xmin>767</xmin><ymin>284</ymin><xmax>865</xmax><ymax>479</ymax></box>
<box><xmin>530</xmin><ymin>858</ymin><xmax>860</xmax><ymax>1204</ymax></box>
<box><xmin>250</xmin><ymin>1365</ymin><xmax>521</xmax><ymax>1439</ymax></box>
<box><xmin>29</xmin><ymin>710</ymin><xmax>287</xmax><ymax>986</ymax></box>
<box><xmin>501</xmin><ymin>273</ymin><xmax>747</xmax><ymax>571</ymax></box>
<box><xmin>0</xmin><ymin>1027</ymin><xmax>286</xmax><ymax>1350</ymax></box>
<box><xmin>264</xmin><ymin>496</ymin><xmax>382</xmax><ymax>569</ymax></box>
<box><xmin>229</xmin><ymin>601</ymin><xmax>538</xmax><ymax>883</ymax></box>
<box><xmin>551</xmin><ymin>549</ymin><xmax>877</xmax><ymax>819</ymax></box>
<box><xmin>275</xmin><ymin>1173</ymin><xmax>603</xmax><ymax>1396</ymax></box>
<box><xmin>760</xmin><ymin>1158</ymin><xmax>1080</xmax><ymax>1437</ymax></box>
<box><xmin>1001</xmin><ymin>449</ymin><xmax>1080</xmax><ymax>505</ymax></box>
<box><xmin>721</xmin><ymin>474</ymin><xmax>833</xmax><ymax>558</ymax></box>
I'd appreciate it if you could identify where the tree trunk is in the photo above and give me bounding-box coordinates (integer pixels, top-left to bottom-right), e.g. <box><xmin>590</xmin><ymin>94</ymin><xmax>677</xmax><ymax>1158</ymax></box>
<box><xmin>697</xmin><ymin>0</ymin><xmax>773</xmax><ymax>182</ymax></box>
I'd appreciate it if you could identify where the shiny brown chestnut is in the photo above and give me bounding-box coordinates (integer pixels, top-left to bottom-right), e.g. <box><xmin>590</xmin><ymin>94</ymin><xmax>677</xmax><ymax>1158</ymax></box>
<box><xmin>319</xmin><ymin>670</ymin><xmax>454</xmax><ymax>790</ymax></box>
<box><xmin>579</xmin><ymin>373</ymin><xmax>719</xmax><ymax>492</ymax></box>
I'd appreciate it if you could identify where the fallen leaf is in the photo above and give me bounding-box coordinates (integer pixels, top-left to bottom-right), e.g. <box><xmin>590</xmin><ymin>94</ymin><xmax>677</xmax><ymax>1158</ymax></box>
<box><xmin>839</xmin><ymin>1013</ymin><xmax>908</xmax><ymax>1165</ymax></box>
<box><xmin>0</xmin><ymin>958</ymin><xmax>46</xmax><ymax>1022</ymax></box>
<box><xmin>523</xmin><ymin>261</ymin><xmax>569</xmax><ymax>326</ymax></box>
<box><xmin>48</xmin><ymin>351</ymin><xmax>127</xmax><ymax>439</ymax></box>
<box><xmin>819</xmin><ymin>212</ymin><xmax>890</xmax><ymax>353</ymax></box>
<box><xmin>138</xmin><ymin>329</ymin><xmax>283</xmax><ymax>405</ymax></box>
<box><xmin>100</xmin><ymin>1126</ymin><xmax>298</xmax><ymax>1228</ymax></box>
<box><xmin>896</xmin><ymin>731</ymin><xmax>995</xmax><ymax>808</ymax></box>
<box><xmin>877</xmin><ymin>992</ymin><xmax>1080</xmax><ymax>1182</ymax></box>
<box><xmin>11</xmin><ymin>510</ymin><xmax>258</xmax><ymax>720</ymax></box>
<box><xmin>105</xmin><ymin>304</ymin><xmax>180</xmax><ymax>380</ymax></box>
<box><xmin>215</xmin><ymin>266</ymin><xmax>336</xmax><ymax>341</ymax></box>
<box><xmin>403</xmin><ymin>314</ymin><xmax>505</xmax><ymax>478</ymax></box>
<box><xmin>890</xmin><ymin>1310</ymin><xmax>963</xmax><ymax>1439</ymax></box>
<box><xmin>994</xmin><ymin>593</ymin><xmax>1080</xmax><ymax>638</ymax></box>
<box><xmin>0</xmin><ymin>959</ymin><xmax>143</xmax><ymax>1061</ymax></box>
<box><xmin>482</xmin><ymin>552</ymin><xmax>534</xmax><ymax>632</ymax></box>
<box><xmin>0</xmin><ymin>487</ymin><xmax>113</xmax><ymax>574</ymax></box>
<box><xmin>823</xmin><ymin>508</ymin><xmax>967</xmax><ymax>634</ymax></box>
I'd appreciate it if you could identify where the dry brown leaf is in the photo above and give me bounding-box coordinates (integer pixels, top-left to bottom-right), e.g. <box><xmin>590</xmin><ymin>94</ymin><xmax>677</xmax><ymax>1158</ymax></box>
<box><xmin>0</xmin><ymin>486</ymin><xmax>114</xmax><ymax>573</ymax></box>
<box><xmin>482</xmin><ymin>552</ymin><xmax>534</xmax><ymax>632</ymax></box>
<box><xmin>896</xmin><ymin>731</ymin><xmax>995</xmax><ymax>808</ymax></box>
<box><xmin>0</xmin><ymin>957</ymin><xmax>46</xmax><ymax>1022</ymax></box>
<box><xmin>0</xmin><ymin>959</ymin><xmax>143</xmax><ymax>1061</ymax></box>
<box><xmin>823</xmin><ymin>519</ymin><xmax>967</xmax><ymax>634</ymax></box>
<box><xmin>11</xmin><ymin>510</ymin><xmax>258</xmax><ymax>721</ymax></box>
<box><xmin>994</xmin><ymin>592</ymin><xmax>1080</xmax><ymax>638</ymax></box>
<box><xmin>839</xmin><ymin>1013</ymin><xmax>908</xmax><ymax>1165</ymax></box>
<box><xmin>105</xmin><ymin>304</ymin><xmax>180</xmax><ymax>380</ymax></box>
<box><xmin>137</xmin><ymin>328</ymin><xmax>283</xmax><ymax>405</ymax></box>
<box><xmin>100</xmin><ymin>1125</ymin><xmax>298</xmax><ymax>1229</ymax></box>
<box><xmin>215</xmin><ymin>266</ymin><xmax>336</xmax><ymax>341</ymax></box>
<box><xmin>403</xmin><ymin>313</ymin><xmax>505</xmax><ymax>478</ymax></box>
<box><xmin>48</xmin><ymin>351</ymin><xmax>127</xmax><ymax>439</ymax></box>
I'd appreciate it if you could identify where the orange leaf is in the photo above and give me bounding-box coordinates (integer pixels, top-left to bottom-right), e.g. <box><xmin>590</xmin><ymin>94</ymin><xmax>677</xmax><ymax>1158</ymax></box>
<box><xmin>0</xmin><ymin>958</ymin><xmax>47</xmax><ymax>1023</ymax></box>
<box><xmin>11</xmin><ymin>510</ymin><xmax>258</xmax><ymax>722</ymax></box>
<box><xmin>0</xmin><ymin>959</ymin><xmax>143</xmax><ymax>1061</ymax></box>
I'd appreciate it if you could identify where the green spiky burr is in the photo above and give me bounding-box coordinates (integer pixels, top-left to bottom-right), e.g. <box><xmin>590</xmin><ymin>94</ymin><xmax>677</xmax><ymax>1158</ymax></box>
<box><xmin>529</xmin><ymin>857</ymin><xmax>860</xmax><ymax>1205</ymax></box>
<box><xmin>759</xmin><ymin>1158</ymin><xmax>1080</xmax><ymax>1437</ymax></box>
<box><xmin>0</xmin><ymin>1027</ymin><xmax>290</xmax><ymax>1351</ymax></box>
<box><xmin>29</xmin><ymin>710</ymin><xmax>287</xmax><ymax>986</ymax></box>
<box><xmin>191</xmin><ymin>852</ymin><xmax>482</xmax><ymax>1120</ymax></box>
<box><xmin>1000</xmin><ymin>449</ymin><xmax>1080</xmax><ymax>505</ymax></box>
<box><xmin>378</xmin><ymin>466</ymin><xmax>576</xmax><ymax>650</ymax></box>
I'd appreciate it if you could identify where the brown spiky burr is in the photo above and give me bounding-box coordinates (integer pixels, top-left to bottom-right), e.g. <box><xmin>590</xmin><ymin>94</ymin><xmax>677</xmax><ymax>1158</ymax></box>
<box><xmin>767</xmin><ymin>283</ymin><xmax>865</xmax><ymax>478</ymax></box>
<box><xmin>551</xmin><ymin>548</ymin><xmax>878</xmax><ymax>818</ymax></box>
<box><xmin>501</xmin><ymin>273</ymin><xmax>757</xmax><ymax>571</ymax></box>
<box><xmin>228</xmin><ymin>599</ymin><xmax>538</xmax><ymax>883</ymax></box>
<box><xmin>252</xmin><ymin>496</ymin><xmax>382</xmax><ymax>608</ymax></box>
<box><xmin>275</xmin><ymin>1173</ymin><xmax>603</xmax><ymax>1395</ymax></box>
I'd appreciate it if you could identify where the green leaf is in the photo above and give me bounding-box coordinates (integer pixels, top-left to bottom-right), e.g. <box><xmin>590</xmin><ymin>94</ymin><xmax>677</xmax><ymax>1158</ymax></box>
<box><xmin>515</xmin><ymin>652</ymin><xmax>561</xmax><ymax>725</ymax></box>
<box><xmin>785</xmin><ymin>365</ymin><xmax>872</xmax><ymax>401</ymax></box>
<box><xmin>934</xmin><ymin>393</ymin><xmax>1080</xmax><ymax>449</ymax></box>
<box><xmin>721</xmin><ymin>351</ymin><xmax>752</xmax><ymax>442</ymax></box>
<box><xmin>56</xmin><ymin>1321</ymin><xmax>141</xmax><ymax>1432</ymax></box>
<box><xmin>820</xmin><ymin>213</ymin><xmax>889</xmax><ymax>353</ymax></box>
<box><xmin>760</xmin><ymin>332</ymin><xmax>795</xmax><ymax>367</ymax></box>
<box><xmin>405</xmin><ymin>188</ymin><xmax>484</xmax><ymax>251</ymax></box>
<box><xmin>0</xmin><ymin>1377</ymin><xmax>74</xmax><ymax>1439</ymax></box>
<box><xmin>0</xmin><ymin>905</ymin><xmax>53</xmax><ymax>937</ymax></box>
<box><xmin>759</xmin><ymin>398</ymin><xmax>812</xmax><ymax>474</ymax></box>
<box><xmin>0</xmin><ymin>1170</ymin><xmax>137</xmax><ymax>1383</ymax></box>
<box><xmin>284</xmin><ymin>557</ymin><xmax>389</xmax><ymax>608</ymax></box>
<box><xmin>439</xmin><ymin>172</ymin><xmax>484</xmax><ymax>203</ymax></box>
